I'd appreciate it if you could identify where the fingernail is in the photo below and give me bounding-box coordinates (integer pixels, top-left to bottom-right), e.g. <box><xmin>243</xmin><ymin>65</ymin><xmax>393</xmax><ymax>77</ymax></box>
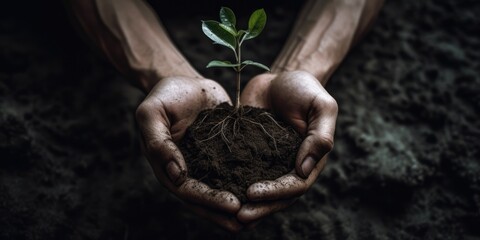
<box><xmin>166</xmin><ymin>161</ymin><xmax>184</xmax><ymax>185</ymax></box>
<box><xmin>301</xmin><ymin>156</ymin><xmax>316</xmax><ymax>178</ymax></box>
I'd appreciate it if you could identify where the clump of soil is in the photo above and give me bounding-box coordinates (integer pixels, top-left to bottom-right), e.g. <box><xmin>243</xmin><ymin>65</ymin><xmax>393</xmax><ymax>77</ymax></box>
<box><xmin>180</xmin><ymin>103</ymin><xmax>302</xmax><ymax>202</ymax></box>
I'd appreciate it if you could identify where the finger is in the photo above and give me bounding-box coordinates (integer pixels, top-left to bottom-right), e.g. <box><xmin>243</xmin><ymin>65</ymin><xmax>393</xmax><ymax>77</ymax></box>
<box><xmin>136</xmin><ymin>101</ymin><xmax>187</xmax><ymax>185</ymax></box>
<box><xmin>200</xmin><ymin>79</ymin><xmax>233</xmax><ymax>106</ymax></box>
<box><xmin>295</xmin><ymin>95</ymin><xmax>338</xmax><ymax>178</ymax></box>
<box><xmin>178</xmin><ymin>179</ymin><xmax>241</xmax><ymax>214</ymax></box>
<box><xmin>237</xmin><ymin>199</ymin><xmax>296</xmax><ymax>224</ymax></box>
<box><xmin>246</xmin><ymin>173</ymin><xmax>307</xmax><ymax>201</ymax></box>
<box><xmin>150</xmin><ymin>78</ymin><xmax>231</xmax><ymax>141</ymax></box>
<box><xmin>186</xmin><ymin>203</ymin><xmax>244</xmax><ymax>233</ymax></box>
<box><xmin>240</xmin><ymin>73</ymin><xmax>276</xmax><ymax>108</ymax></box>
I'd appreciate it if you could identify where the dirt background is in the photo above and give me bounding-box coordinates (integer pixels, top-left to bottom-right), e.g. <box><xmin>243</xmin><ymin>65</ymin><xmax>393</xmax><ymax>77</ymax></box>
<box><xmin>1</xmin><ymin>0</ymin><xmax>479</xmax><ymax>239</ymax></box>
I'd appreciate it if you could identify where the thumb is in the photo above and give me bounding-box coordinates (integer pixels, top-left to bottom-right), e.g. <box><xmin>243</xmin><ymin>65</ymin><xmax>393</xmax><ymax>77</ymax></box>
<box><xmin>295</xmin><ymin>97</ymin><xmax>338</xmax><ymax>178</ymax></box>
<box><xmin>136</xmin><ymin>102</ymin><xmax>187</xmax><ymax>186</ymax></box>
<box><xmin>295</xmin><ymin>133</ymin><xmax>334</xmax><ymax>178</ymax></box>
<box><xmin>146</xmin><ymin>137</ymin><xmax>187</xmax><ymax>186</ymax></box>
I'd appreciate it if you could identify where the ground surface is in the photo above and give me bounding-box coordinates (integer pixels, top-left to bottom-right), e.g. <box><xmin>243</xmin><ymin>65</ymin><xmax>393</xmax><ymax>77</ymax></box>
<box><xmin>1</xmin><ymin>0</ymin><xmax>479</xmax><ymax>239</ymax></box>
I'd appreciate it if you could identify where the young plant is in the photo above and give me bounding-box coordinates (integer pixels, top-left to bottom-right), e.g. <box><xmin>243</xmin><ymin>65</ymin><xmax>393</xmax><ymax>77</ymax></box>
<box><xmin>202</xmin><ymin>7</ymin><xmax>270</xmax><ymax>110</ymax></box>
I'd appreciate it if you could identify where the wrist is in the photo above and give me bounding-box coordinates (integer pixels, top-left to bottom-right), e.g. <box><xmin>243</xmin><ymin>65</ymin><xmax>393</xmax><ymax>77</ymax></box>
<box><xmin>136</xmin><ymin>59</ymin><xmax>202</xmax><ymax>93</ymax></box>
<box><xmin>271</xmin><ymin>0</ymin><xmax>376</xmax><ymax>86</ymax></box>
<box><xmin>271</xmin><ymin>66</ymin><xmax>330</xmax><ymax>86</ymax></box>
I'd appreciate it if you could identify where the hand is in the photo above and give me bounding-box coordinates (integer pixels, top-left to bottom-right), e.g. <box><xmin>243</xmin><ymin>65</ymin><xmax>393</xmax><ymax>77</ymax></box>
<box><xmin>135</xmin><ymin>76</ymin><xmax>243</xmax><ymax>232</ymax></box>
<box><xmin>238</xmin><ymin>71</ymin><xmax>338</xmax><ymax>225</ymax></box>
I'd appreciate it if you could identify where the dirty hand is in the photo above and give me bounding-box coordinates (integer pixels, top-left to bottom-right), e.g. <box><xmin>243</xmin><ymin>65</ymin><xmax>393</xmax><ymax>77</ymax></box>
<box><xmin>136</xmin><ymin>76</ymin><xmax>243</xmax><ymax>232</ymax></box>
<box><xmin>238</xmin><ymin>71</ymin><xmax>338</xmax><ymax>225</ymax></box>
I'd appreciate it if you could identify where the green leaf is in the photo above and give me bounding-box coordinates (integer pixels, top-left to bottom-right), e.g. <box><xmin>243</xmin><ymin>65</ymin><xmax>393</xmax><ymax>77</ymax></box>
<box><xmin>242</xmin><ymin>60</ymin><xmax>270</xmax><ymax>71</ymax></box>
<box><xmin>207</xmin><ymin>60</ymin><xmax>240</xmax><ymax>68</ymax></box>
<box><xmin>244</xmin><ymin>9</ymin><xmax>266</xmax><ymax>40</ymax></box>
<box><xmin>219</xmin><ymin>23</ymin><xmax>237</xmax><ymax>36</ymax></box>
<box><xmin>202</xmin><ymin>20</ymin><xmax>236</xmax><ymax>51</ymax></box>
<box><xmin>220</xmin><ymin>7</ymin><xmax>236</xmax><ymax>28</ymax></box>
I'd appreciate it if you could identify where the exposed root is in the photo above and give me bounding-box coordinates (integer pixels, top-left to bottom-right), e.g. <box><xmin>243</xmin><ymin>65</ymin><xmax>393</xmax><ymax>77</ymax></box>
<box><xmin>259</xmin><ymin>112</ymin><xmax>288</xmax><ymax>132</ymax></box>
<box><xmin>242</xmin><ymin>118</ymin><xmax>279</xmax><ymax>152</ymax></box>
<box><xmin>197</xmin><ymin>115</ymin><xmax>235</xmax><ymax>152</ymax></box>
<box><xmin>192</xmin><ymin>106</ymin><xmax>290</xmax><ymax>154</ymax></box>
<box><xmin>182</xmin><ymin>104</ymin><xmax>303</xmax><ymax>204</ymax></box>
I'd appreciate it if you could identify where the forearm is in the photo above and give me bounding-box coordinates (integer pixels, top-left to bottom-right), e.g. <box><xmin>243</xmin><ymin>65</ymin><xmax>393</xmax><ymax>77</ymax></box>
<box><xmin>272</xmin><ymin>0</ymin><xmax>384</xmax><ymax>86</ymax></box>
<box><xmin>67</xmin><ymin>0</ymin><xmax>201</xmax><ymax>92</ymax></box>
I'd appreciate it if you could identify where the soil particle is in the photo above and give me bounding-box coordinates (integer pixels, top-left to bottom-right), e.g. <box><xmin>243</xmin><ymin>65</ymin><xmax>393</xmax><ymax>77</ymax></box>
<box><xmin>180</xmin><ymin>103</ymin><xmax>302</xmax><ymax>202</ymax></box>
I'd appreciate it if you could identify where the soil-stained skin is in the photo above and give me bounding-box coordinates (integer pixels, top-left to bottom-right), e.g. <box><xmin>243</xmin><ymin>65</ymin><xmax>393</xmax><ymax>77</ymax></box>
<box><xmin>1</xmin><ymin>0</ymin><xmax>479</xmax><ymax>239</ymax></box>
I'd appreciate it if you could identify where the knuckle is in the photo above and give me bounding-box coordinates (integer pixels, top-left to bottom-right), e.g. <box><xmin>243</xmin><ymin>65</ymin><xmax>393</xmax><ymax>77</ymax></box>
<box><xmin>145</xmin><ymin>138</ymin><xmax>162</xmax><ymax>156</ymax></box>
<box><xmin>317</xmin><ymin>134</ymin><xmax>335</xmax><ymax>153</ymax></box>
<box><xmin>309</xmin><ymin>91</ymin><xmax>337</xmax><ymax>114</ymax></box>
<box><xmin>135</xmin><ymin>102</ymin><xmax>151</xmax><ymax>121</ymax></box>
<box><xmin>145</xmin><ymin>138</ymin><xmax>175</xmax><ymax>161</ymax></box>
<box><xmin>293</xmin><ymin>178</ymin><xmax>309</xmax><ymax>195</ymax></box>
<box><xmin>326</xmin><ymin>96</ymin><xmax>338</xmax><ymax>113</ymax></box>
<box><xmin>316</xmin><ymin>95</ymin><xmax>338</xmax><ymax>113</ymax></box>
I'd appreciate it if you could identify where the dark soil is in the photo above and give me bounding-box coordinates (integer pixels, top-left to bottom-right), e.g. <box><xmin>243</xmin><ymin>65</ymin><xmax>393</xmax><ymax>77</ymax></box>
<box><xmin>180</xmin><ymin>103</ymin><xmax>302</xmax><ymax>203</ymax></box>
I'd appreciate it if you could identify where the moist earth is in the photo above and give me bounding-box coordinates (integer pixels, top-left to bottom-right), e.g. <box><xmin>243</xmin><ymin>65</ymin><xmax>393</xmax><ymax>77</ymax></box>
<box><xmin>180</xmin><ymin>103</ymin><xmax>302</xmax><ymax>203</ymax></box>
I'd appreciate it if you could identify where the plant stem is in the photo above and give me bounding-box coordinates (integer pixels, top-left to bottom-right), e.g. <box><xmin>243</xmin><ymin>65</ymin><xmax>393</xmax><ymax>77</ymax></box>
<box><xmin>235</xmin><ymin>70</ymin><xmax>241</xmax><ymax>110</ymax></box>
<box><xmin>234</xmin><ymin>40</ymin><xmax>242</xmax><ymax>110</ymax></box>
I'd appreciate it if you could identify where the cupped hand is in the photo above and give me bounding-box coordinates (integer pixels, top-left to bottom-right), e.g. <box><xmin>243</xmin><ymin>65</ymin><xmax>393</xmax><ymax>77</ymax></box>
<box><xmin>135</xmin><ymin>76</ymin><xmax>243</xmax><ymax>232</ymax></box>
<box><xmin>238</xmin><ymin>71</ymin><xmax>338</xmax><ymax>225</ymax></box>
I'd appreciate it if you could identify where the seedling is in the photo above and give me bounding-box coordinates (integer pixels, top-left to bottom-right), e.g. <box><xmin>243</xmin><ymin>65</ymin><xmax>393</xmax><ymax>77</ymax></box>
<box><xmin>182</xmin><ymin>8</ymin><xmax>299</xmax><ymax>196</ymax></box>
<box><xmin>196</xmin><ymin>7</ymin><xmax>285</xmax><ymax>152</ymax></box>
<box><xmin>202</xmin><ymin>7</ymin><xmax>270</xmax><ymax>110</ymax></box>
